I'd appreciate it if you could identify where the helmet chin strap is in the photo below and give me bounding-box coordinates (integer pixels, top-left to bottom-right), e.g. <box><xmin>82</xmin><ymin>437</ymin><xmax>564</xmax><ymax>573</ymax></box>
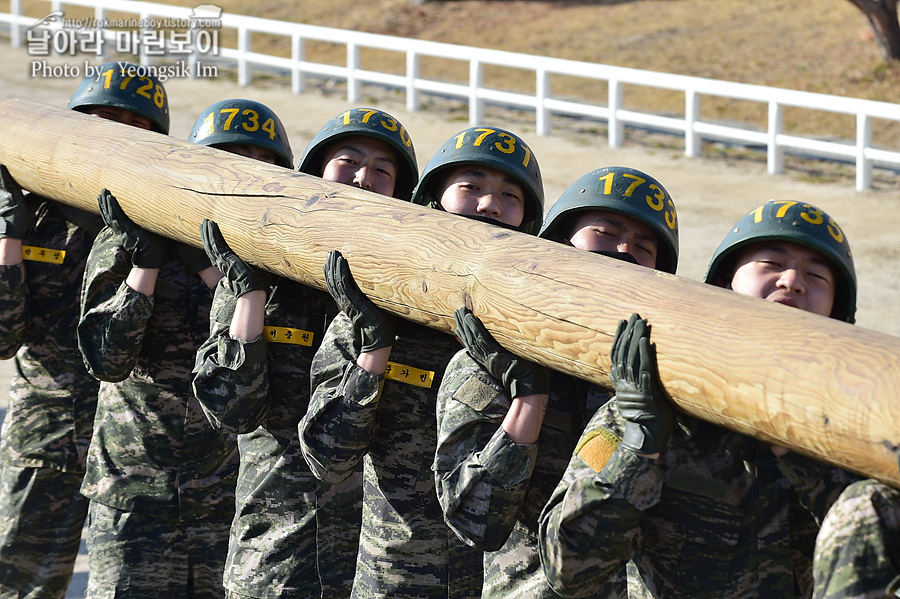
<box><xmin>459</xmin><ymin>213</ymin><xmax>524</xmax><ymax>232</ymax></box>
<box><xmin>588</xmin><ymin>249</ymin><xmax>640</xmax><ymax>265</ymax></box>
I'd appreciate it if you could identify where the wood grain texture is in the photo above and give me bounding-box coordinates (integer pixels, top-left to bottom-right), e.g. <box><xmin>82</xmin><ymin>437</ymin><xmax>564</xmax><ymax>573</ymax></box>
<box><xmin>1</xmin><ymin>98</ymin><xmax>898</xmax><ymax>486</ymax></box>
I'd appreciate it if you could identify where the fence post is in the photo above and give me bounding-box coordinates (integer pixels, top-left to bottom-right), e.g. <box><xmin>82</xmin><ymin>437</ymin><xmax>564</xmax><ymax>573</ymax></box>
<box><xmin>536</xmin><ymin>68</ymin><xmax>550</xmax><ymax>136</ymax></box>
<box><xmin>856</xmin><ymin>112</ymin><xmax>872</xmax><ymax>192</ymax></box>
<box><xmin>10</xmin><ymin>0</ymin><xmax>20</xmax><ymax>47</ymax></box>
<box><xmin>767</xmin><ymin>100</ymin><xmax>783</xmax><ymax>175</ymax></box>
<box><xmin>685</xmin><ymin>88</ymin><xmax>701</xmax><ymax>158</ymax></box>
<box><xmin>469</xmin><ymin>59</ymin><xmax>483</xmax><ymax>125</ymax></box>
<box><xmin>608</xmin><ymin>78</ymin><xmax>623</xmax><ymax>147</ymax></box>
<box><xmin>292</xmin><ymin>33</ymin><xmax>304</xmax><ymax>94</ymax></box>
<box><xmin>237</xmin><ymin>27</ymin><xmax>250</xmax><ymax>86</ymax></box>
<box><xmin>406</xmin><ymin>50</ymin><xmax>419</xmax><ymax>112</ymax></box>
<box><xmin>347</xmin><ymin>42</ymin><xmax>360</xmax><ymax>102</ymax></box>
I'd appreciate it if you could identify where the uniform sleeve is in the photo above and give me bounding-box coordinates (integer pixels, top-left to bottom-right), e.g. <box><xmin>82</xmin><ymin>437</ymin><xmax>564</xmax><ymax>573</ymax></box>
<box><xmin>299</xmin><ymin>312</ymin><xmax>382</xmax><ymax>484</ymax></box>
<box><xmin>434</xmin><ymin>349</ymin><xmax>538</xmax><ymax>551</ymax></box>
<box><xmin>191</xmin><ymin>278</ymin><xmax>270</xmax><ymax>433</ymax></box>
<box><xmin>0</xmin><ymin>263</ymin><xmax>27</xmax><ymax>359</ymax></box>
<box><xmin>776</xmin><ymin>451</ymin><xmax>858</xmax><ymax>523</ymax></box>
<box><xmin>538</xmin><ymin>402</ymin><xmax>661</xmax><ymax>597</ymax></box>
<box><xmin>77</xmin><ymin>227</ymin><xmax>153</xmax><ymax>382</ymax></box>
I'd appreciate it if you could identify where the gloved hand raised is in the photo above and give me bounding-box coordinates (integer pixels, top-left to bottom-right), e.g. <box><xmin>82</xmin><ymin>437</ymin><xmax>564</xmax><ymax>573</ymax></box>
<box><xmin>454</xmin><ymin>306</ymin><xmax>550</xmax><ymax>398</ymax></box>
<box><xmin>98</xmin><ymin>189</ymin><xmax>168</xmax><ymax>268</ymax></box>
<box><xmin>199</xmin><ymin>219</ymin><xmax>270</xmax><ymax>295</ymax></box>
<box><xmin>611</xmin><ymin>313</ymin><xmax>673</xmax><ymax>456</ymax></box>
<box><xmin>0</xmin><ymin>165</ymin><xmax>34</xmax><ymax>239</ymax></box>
<box><xmin>324</xmin><ymin>250</ymin><xmax>395</xmax><ymax>352</ymax></box>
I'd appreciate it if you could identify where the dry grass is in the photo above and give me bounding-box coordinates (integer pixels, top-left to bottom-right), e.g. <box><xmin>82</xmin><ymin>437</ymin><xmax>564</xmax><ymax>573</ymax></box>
<box><xmin>8</xmin><ymin>0</ymin><xmax>900</xmax><ymax>183</ymax></box>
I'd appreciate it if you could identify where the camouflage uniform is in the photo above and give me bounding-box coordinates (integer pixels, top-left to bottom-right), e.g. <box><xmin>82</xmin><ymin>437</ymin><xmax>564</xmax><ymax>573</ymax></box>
<box><xmin>0</xmin><ymin>198</ymin><xmax>102</xmax><ymax>598</ymax></box>
<box><xmin>77</xmin><ymin>226</ymin><xmax>238</xmax><ymax>598</ymax></box>
<box><xmin>192</xmin><ymin>277</ymin><xmax>360</xmax><ymax>598</ymax></box>
<box><xmin>813</xmin><ymin>479</ymin><xmax>900</xmax><ymax>598</ymax></box>
<box><xmin>539</xmin><ymin>401</ymin><xmax>855</xmax><ymax>599</ymax></box>
<box><xmin>435</xmin><ymin>351</ymin><xmax>633</xmax><ymax>598</ymax></box>
<box><xmin>300</xmin><ymin>314</ymin><xmax>483</xmax><ymax>599</ymax></box>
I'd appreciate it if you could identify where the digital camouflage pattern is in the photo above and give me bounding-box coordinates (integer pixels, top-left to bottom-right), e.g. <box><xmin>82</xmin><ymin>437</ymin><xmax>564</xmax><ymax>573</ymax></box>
<box><xmin>85</xmin><ymin>500</ymin><xmax>231</xmax><ymax>599</ymax></box>
<box><xmin>435</xmin><ymin>350</ymin><xmax>631</xmax><ymax>599</ymax></box>
<box><xmin>539</xmin><ymin>401</ymin><xmax>855</xmax><ymax>599</ymax></box>
<box><xmin>0</xmin><ymin>198</ymin><xmax>102</xmax><ymax>597</ymax></box>
<box><xmin>813</xmin><ymin>479</ymin><xmax>900</xmax><ymax>599</ymax></box>
<box><xmin>192</xmin><ymin>277</ymin><xmax>361</xmax><ymax>598</ymax></box>
<box><xmin>300</xmin><ymin>314</ymin><xmax>483</xmax><ymax>599</ymax></box>
<box><xmin>77</xmin><ymin>226</ymin><xmax>238</xmax><ymax>593</ymax></box>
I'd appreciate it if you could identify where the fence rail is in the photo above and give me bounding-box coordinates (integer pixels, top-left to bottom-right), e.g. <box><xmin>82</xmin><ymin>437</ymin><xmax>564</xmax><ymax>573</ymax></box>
<box><xmin>2</xmin><ymin>0</ymin><xmax>899</xmax><ymax>190</ymax></box>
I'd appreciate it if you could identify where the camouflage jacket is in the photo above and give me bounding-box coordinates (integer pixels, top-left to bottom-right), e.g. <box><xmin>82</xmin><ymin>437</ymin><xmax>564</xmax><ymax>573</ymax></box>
<box><xmin>813</xmin><ymin>479</ymin><xmax>900</xmax><ymax>599</ymax></box>
<box><xmin>0</xmin><ymin>197</ymin><xmax>102</xmax><ymax>472</ymax></box>
<box><xmin>192</xmin><ymin>277</ymin><xmax>340</xmax><ymax>597</ymax></box>
<box><xmin>435</xmin><ymin>350</ymin><xmax>634</xmax><ymax>599</ymax></box>
<box><xmin>539</xmin><ymin>399</ymin><xmax>855</xmax><ymax>599</ymax></box>
<box><xmin>77</xmin><ymin>227</ymin><xmax>238</xmax><ymax>521</ymax></box>
<box><xmin>300</xmin><ymin>314</ymin><xmax>483</xmax><ymax>599</ymax></box>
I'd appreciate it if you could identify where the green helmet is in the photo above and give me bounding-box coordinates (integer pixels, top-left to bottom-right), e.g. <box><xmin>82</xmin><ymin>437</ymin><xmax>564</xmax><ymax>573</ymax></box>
<box><xmin>539</xmin><ymin>166</ymin><xmax>678</xmax><ymax>273</ymax></box>
<box><xmin>67</xmin><ymin>61</ymin><xmax>169</xmax><ymax>134</ymax></box>
<box><xmin>189</xmin><ymin>99</ymin><xmax>293</xmax><ymax>169</ymax></box>
<box><xmin>298</xmin><ymin>107</ymin><xmax>418</xmax><ymax>201</ymax></box>
<box><xmin>411</xmin><ymin>126</ymin><xmax>544</xmax><ymax>234</ymax></box>
<box><xmin>704</xmin><ymin>200</ymin><xmax>857</xmax><ymax>323</ymax></box>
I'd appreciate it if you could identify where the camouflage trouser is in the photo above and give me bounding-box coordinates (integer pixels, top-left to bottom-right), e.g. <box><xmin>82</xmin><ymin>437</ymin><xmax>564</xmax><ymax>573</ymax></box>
<box><xmin>85</xmin><ymin>501</ymin><xmax>231</xmax><ymax>599</ymax></box>
<box><xmin>814</xmin><ymin>479</ymin><xmax>900</xmax><ymax>599</ymax></box>
<box><xmin>0</xmin><ymin>463</ymin><xmax>88</xmax><ymax>599</ymax></box>
<box><xmin>317</xmin><ymin>468</ymin><xmax>363</xmax><ymax>599</ymax></box>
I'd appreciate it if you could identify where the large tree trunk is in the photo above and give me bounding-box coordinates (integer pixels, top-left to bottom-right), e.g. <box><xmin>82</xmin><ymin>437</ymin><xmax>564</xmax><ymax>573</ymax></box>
<box><xmin>0</xmin><ymin>98</ymin><xmax>898</xmax><ymax>486</ymax></box>
<box><xmin>847</xmin><ymin>0</ymin><xmax>900</xmax><ymax>60</ymax></box>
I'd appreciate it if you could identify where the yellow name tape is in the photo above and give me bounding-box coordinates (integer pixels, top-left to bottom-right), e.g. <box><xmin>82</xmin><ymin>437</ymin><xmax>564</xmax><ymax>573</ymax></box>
<box><xmin>384</xmin><ymin>361</ymin><xmax>435</xmax><ymax>388</ymax></box>
<box><xmin>263</xmin><ymin>326</ymin><xmax>314</xmax><ymax>347</ymax></box>
<box><xmin>22</xmin><ymin>245</ymin><xmax>65</xmax><ymax>264</ymax></box>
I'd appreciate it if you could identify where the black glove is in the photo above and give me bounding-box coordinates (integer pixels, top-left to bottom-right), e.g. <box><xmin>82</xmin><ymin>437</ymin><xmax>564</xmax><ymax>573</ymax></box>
<box><xmin>324</xmin><ymin>250</ymin><xmax>395</xmax><ymax>352</ymax></box>
<box><xmin>98</xmin><ymin>189</ymin><xmax>168</xmax><ymax>268</ymax></box>
<box><xmin>0</xmin><ymin>165</ymin><xmax>34</xmax><ymax>239</ymax></box>
<box><xmin>199</xmin><ymin>219</ymin><xmax>270</xmax><ymax>294</ymax></box>
<box><xmin>611</xmin><ymin>313</ymin><xmax>673</xmax><ymax>455</ymax></box>
<box><xmin>454</xmin><ymin>306</ymin><xmax>550</xmax><ymax>398</ymax></box>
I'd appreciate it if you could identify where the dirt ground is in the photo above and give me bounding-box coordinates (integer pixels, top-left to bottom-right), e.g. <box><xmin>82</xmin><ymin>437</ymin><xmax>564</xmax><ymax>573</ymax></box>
<box><xmin>1</xmin><ymin>48</ymin><xmax>899</xmax><ymax>343</ymax></box>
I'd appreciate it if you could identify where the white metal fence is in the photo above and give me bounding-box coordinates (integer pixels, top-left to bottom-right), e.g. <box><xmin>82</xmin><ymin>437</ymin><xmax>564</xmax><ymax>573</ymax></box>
<box><xmin>3</xmin><ymin>0</ymin><xmax>899</xmax><ymax>191</ymax></box>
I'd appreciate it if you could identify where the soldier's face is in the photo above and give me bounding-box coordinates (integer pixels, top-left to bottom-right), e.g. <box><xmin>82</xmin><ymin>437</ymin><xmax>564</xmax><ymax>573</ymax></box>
<box><xmin>566</xmin><ymin>210</ymin><xmax>658</xmax><ymax>269</ymax></box>
<box><xmin>320</xmin><ymin>135</ymin><xmax>398</xmax><ymax>197</ymax></box>
<box><xmin>217</xmin><ymin>143</ymin><xmax>281</xmax><ymax>165</ymax></box>
<box><xmin>83</xmin><ymin>106</ymin><xmax>154</xmax><ymax>130</ymax></box>
<box><xmin>729</xmin><ymin>241</ymin><xmax>836</xmax><ymax>317</ymax></box>
<box><xmin>438</xmin><ymin>165</ymin><xmax>525</xmax><ymax>228</ymax></box>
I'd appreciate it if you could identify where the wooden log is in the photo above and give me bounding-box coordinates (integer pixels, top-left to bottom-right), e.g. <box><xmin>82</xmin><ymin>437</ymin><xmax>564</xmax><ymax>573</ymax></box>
<box><xmin>1</xmin><ymin>98</ymin><xmax>898</xmax><ymax>486</ymax></box>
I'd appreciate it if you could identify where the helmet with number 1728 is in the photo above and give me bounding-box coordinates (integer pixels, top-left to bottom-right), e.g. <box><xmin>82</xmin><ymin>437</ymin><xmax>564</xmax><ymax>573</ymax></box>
<box><xmin>68</xmin><ymin>61</ymin><xmax>170</xmax><ymax>134</ymax></box>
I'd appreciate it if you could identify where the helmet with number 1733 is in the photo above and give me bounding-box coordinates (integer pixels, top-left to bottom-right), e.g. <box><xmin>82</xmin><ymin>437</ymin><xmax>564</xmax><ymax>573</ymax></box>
<box><xmin>539</xmin><ymin>166</ymin><xmax>679</xmax><ymax>273</ymax></box>
<box><xmin>704</xmin><ymin>200</ymin><xmax>857</xmax><ymax>323</ymax></box>
<box><xmin>297</xmin><ymin>107</ymin><xmax>419</xmax><ymax>201</ymax></box>
<box><xmin>67</xmin><ymin>61</ymin><xmax>170</xmax><ymax>134</ymax></box>
<box><xmin>411</xmin><ymin>126</ymin><xmax>544</xmax><ymax>234</ymax></box>
<box><xmin>189</xmin><ymin>98</ymin><xmax>293</xmax><ymax>169</ymax></box>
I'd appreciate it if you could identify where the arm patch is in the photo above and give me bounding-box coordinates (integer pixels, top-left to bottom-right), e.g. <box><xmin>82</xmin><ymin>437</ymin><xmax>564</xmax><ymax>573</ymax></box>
<box><xmin>453</xmin><ymin>376</ymin><xmax>500</xmax><ymax>411</ymax></box>
<box><xmin>576</xmin><ymin>427</ymin><xmax>621</xmax><ymax>473</ymax></box>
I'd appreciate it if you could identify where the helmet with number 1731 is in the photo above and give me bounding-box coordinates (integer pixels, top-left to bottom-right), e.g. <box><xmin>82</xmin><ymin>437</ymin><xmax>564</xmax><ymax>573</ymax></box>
<box><xmin>68</xmin><ymin>61</ymin><xmax>170</xmax><ymax>134</ymax></box>
<box><xmin>189</xmin><ymin>98</ymin><xmax>293</xmax><ymax>169</ymax></box>
<box><xmin>411</xmin><ymin>126</ymin><xmax>544</xmax><ymax>234</ymax></box>
<box><xmin>704</xmin><ymin>200</ymin><xmax>857</xmax><ymax>323</ymax></box>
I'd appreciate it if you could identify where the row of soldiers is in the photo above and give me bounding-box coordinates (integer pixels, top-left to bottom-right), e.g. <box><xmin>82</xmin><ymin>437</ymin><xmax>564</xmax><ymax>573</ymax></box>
<box><xmin>0</xmin><ymin>61</ymin><xmax>895</xmax><ymax>599</ymax></box>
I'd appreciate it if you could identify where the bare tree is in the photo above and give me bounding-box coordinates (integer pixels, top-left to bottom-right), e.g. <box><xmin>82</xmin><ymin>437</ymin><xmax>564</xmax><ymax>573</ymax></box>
<box><xmin>846</xmin><ymin>0</ymin><xmax>900</xmax><ymax>60</ymax></box>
